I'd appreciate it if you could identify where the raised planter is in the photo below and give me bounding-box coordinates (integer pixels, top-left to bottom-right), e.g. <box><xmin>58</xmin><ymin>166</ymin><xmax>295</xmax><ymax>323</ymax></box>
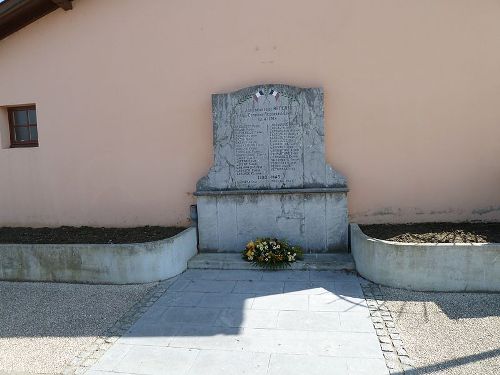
<box><xmin>350</xmin><ymin>223</ymin><xmax>500</xmax><ymax>292</ymax></box>
<box><xmin>0</xmin><ymin>226</ymin><xmax>197</xmax><ymax>284</ymax></box>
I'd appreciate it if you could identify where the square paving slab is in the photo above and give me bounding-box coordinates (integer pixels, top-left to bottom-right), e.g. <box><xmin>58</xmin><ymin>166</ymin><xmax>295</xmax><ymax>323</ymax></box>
<box><xmin>87</xmin><ymin>270</ymin><xmax>387</xmax><ymax>375</ymax></box>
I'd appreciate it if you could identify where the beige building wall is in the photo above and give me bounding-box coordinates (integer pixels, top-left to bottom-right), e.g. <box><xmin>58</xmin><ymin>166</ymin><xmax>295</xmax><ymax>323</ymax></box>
<box><xmin>0</xmin><ymin>0</ymin><xmax>499</xmax><ymax>227</ymax></box>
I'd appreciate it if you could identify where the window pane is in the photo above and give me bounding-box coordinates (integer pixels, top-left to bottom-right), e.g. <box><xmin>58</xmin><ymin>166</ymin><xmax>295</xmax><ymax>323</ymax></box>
<box><xmin>13</xmin><ymin>110</ymin><xmax>28</xmax><ymax>126</ymax></box>
<box><xmin>15</xmin><ymin>127</ymin><xmax>29</xmax><ymax>141</ymax></box>
<box><xmin>28</xmin><ymin>109</ymin><xmax>37</xmax><ymax>125</ymax></box>
<box><xmin>29</xmin><ymin>126</ymin><xmax>38</xmax><ymax>141</ymax></box>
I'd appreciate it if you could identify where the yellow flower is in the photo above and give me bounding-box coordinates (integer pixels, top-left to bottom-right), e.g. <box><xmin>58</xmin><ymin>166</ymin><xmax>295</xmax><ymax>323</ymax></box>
<box><xmin>246</xmin><ymin>241</ymin><xmax>255</xmax><ymax>249</ymax></box>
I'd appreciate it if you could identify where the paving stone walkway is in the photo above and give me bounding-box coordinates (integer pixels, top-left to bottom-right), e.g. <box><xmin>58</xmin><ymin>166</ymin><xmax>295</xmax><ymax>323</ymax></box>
<box><xmin>86</xmin><ymin>270</ymin><xmax>388</xmax><ymax>375</ymax></box>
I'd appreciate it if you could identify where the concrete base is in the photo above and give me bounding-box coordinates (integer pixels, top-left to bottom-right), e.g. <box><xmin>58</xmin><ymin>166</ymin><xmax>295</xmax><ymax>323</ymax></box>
<box><xmin>196</xmin><ymin>189</ymin><xmax>348</xmax><ymax>253</ymax></box>
<box><xmin>188</xmin><ymin>253</ymin><xmax>355</xmax><ymax>271</ymax></box>
<box><xmin>0</xmin><ymin>227</ymin><xmax>198</xmax><ymax>284</ymax></box>
<box><xmin>351</xmin><ymin>224</ymin><xmax>500</xmax><ymax>292</ymax></box>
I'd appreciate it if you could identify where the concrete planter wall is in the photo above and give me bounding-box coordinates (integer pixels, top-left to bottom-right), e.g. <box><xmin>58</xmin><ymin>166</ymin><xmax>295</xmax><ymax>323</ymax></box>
<box><xmin>350</xmin><ymin>224</ymin><xmax>500</xmax><ymax>292</ymax></box>
<box><xmin>0</xmin><ymin>226</ymin><xmax>197</xmax><ymax>284</ymax></box>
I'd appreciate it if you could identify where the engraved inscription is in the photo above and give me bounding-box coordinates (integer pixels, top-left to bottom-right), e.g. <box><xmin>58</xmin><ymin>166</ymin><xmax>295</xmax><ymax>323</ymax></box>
<box><xmin>233</xmin><ymin>94</ymin><xmax>302</xmax><ymax>188</ymax></box>
<box><xmin>197</xmin><ymin>84</ymin><xmax>347</xmax><ymax>192</ymax></box>
<box><xmin>269</xmin><ymin>121</ymin><xmax>301</xmax><ymax>172</ymax></box>
<box><xmin>235</xmin><ymin>122</ymin><xmax>266</xmax><ymax>177</ymax></box>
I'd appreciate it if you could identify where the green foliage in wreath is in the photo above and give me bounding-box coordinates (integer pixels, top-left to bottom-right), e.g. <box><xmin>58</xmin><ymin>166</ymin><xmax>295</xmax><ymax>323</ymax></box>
<box><xmin>242</xmin><ymin>238</ymin><xmax>303</xmax><ymax>270</ymax></box>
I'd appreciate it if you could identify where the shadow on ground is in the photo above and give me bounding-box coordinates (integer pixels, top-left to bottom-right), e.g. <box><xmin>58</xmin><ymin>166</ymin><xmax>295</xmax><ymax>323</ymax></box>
<box><xmin>392</xmin><ymin>348</ymin><xmax>500</xmax><ymax>375</ymax></box>
<box><xmin>376</xmin><ymin>283</ymin><xmax>500</xmax><ymax>375</ymax></box>
<box><xmin>0</xmin><ymin>281</ymin><xmax>155</xmax><ymax>373</ymax></box>
<box><xmin>123</xmin><ymin>269</ymin><xmax>368</xmax><ymax>340</ymax></box>
<box><xmin>376</xmin><ymin>284</ymin><xmax>500</xmax><ymax>320</ymax></box>
<box><xmin>0</xmin><ymin>281</ymin><xmax>155</xmax><ymax>338</ymax></box>
<box><xmin>87</xmin><ymin>269</ymin><xmax>388</xmax><ymax>375</ymax></box>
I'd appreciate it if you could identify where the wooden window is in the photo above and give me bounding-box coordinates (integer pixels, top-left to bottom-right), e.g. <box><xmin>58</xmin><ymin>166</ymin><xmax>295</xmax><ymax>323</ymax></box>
<box><xmin>8</xmin><ymin>106</ymin><xmax>38</xmax><ymax>148</ymax></box>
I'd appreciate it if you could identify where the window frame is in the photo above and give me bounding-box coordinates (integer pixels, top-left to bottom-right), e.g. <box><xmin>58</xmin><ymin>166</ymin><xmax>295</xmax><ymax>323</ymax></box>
<box><xmin>7</xmin><ymin>105</ymin><xmax>38</xmax><ymax>148</ymax></box>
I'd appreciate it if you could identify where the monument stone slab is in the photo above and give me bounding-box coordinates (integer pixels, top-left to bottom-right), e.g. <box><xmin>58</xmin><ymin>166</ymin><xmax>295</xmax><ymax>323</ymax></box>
<box><xmin>195</xmin><ymin>84</ymin><xmax>348</xmax><ymax>252</ymax></box>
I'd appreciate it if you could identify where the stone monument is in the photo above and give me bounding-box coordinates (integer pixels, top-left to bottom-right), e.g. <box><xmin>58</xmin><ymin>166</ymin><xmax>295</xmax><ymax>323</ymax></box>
<box><xmin>195</xmin><ymin>84</ymin><xmax>348</xmax><ymax>252</ymax></box>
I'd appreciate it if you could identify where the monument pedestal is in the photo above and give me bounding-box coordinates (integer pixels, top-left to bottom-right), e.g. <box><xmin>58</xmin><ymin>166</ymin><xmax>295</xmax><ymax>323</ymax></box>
<box><xmin>195</xmin><ymin>84</ymin><xmax>349</xmax><ymax>254</ymax></box>
<box><xmin>195</xmin><ymin>188</ymin><xmax>348</xmax><ymax>253</ymax></box>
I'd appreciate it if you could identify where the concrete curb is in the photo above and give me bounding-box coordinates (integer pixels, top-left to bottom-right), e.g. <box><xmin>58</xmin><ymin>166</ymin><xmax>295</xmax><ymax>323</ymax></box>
<box><xmin>0</xmin><ymin>227</ymin><xmax>198</xmax><ymax>284</ymax></box>
<box><xmin>351</xmin><ymin>224</ymin><xmax>500</xmax><ymax>292</ymax></box>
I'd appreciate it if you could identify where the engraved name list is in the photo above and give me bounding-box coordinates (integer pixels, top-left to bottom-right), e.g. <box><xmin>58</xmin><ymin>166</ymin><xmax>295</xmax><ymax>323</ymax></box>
<box><xmin>234</xmin><ymin>102</ymin><xmax>302</xmax><ymax>188</ymax></box>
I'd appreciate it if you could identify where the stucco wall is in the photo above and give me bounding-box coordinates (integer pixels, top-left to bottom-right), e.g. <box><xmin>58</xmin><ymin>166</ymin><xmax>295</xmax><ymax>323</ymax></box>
<box><xmin>0</xmin><ymin>0</ymin><xmax>499</xmax><ymax>227</ymax></box>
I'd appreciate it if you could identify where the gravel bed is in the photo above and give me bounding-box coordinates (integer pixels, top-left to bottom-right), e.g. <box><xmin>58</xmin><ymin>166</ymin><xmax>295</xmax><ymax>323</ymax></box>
<box><xmin>0</xmin><ymin>281</ymin><xmax>155</xmax><ymax>374</ymax></box>
<box><xmin>379</xmin><ymin>286</ymin><xmax>500</xmax><ymax>374</ymax></box>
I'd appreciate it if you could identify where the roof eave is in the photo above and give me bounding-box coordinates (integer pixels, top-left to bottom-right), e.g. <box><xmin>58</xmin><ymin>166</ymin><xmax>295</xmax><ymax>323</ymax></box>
<box><xmin>0</xmin><ymin>0</ymin><xmax>73</xmax><ymax>41</ymax></box>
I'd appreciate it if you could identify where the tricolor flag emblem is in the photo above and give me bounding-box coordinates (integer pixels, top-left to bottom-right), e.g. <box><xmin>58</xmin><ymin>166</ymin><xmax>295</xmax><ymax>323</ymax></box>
<box><xmin>253</xmin><ymin>90</ymin><xmax>265</xmax><ymax>101</ymax></box>
<box><xmin>269</xmin><ymin>89</ymin><xmax>280</xmax><ymax>101</ymax></box>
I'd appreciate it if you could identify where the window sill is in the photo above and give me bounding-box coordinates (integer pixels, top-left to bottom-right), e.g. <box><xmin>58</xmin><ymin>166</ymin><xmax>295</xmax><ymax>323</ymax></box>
<box><xmin>10</xmin><ymin>143</ymin><xmax>39</xmax><ymax>148</ymax></box>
